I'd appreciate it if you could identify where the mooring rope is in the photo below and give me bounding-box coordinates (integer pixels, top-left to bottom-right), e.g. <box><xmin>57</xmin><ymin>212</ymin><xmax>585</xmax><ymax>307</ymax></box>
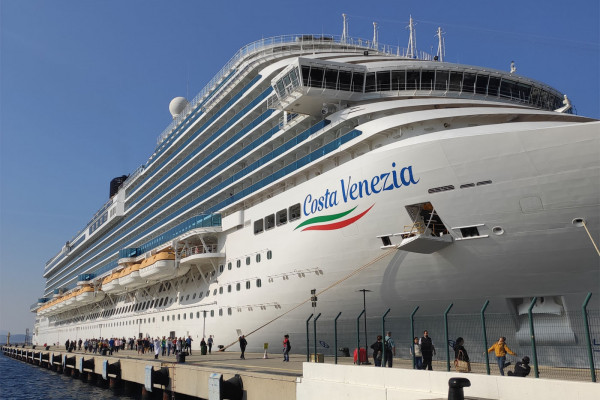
<box><xmin>582</xmin><ymin>220</ymin><xmax>600</xmax><ymax>256</ymax></box>
<box><xmin>220</xmin><ymin>246</ymin><xmax>398</xmax><ymax>351</ymax></box>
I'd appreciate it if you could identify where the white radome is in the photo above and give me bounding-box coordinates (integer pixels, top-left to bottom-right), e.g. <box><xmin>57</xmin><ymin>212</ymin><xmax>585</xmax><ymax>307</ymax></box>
<box><xmin>169</xmin><ymin>96</ymin><xmax>189</xmax><ymax>118</ymax></box>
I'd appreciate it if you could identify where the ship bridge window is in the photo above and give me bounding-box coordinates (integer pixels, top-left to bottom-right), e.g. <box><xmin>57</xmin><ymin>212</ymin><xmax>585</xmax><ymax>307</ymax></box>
<box><xmin>406</xmin><ymin>70</ymin><xmax>419</xmax><ymax>90</ymax></box>
<box><xmin>265</xmin><ymin>214</ymin><xmax>275</xmax><ymax>230</ymax></box>
<box><xmin>434</xmin><ymin>70</ymin><xmax>448</xmax><ymax>91</ymax></box>
<box><xmin>449</xmin><ymin>71</ymin><xmax>463</xmax><ymax>91</ymax></box>
<box><xmin>309</xmin><ymin>67</ymin><xmax>325</xmax><ymax>88</ymax></box>
<box><xmin>475</xmin><ymin>74</ymin><xmax>489</xmax><ymax>95</ymax></box>
<box><xmin>289</xmin><ymin>204</ymin><xmax>301</xmax><ymax>221</ymax></box>
<box><xmin>301</xmin><ymin>65</ymin><xmax>310</xmax><ymax>86</ymax></box>
<box><xmin>391</xmin><ymin>70</ymin><xmax>406</xmax><ymax>91</ymax></box>
<box><xmin>276</xmin><ymin>209</ymin><xmax>287</xmax><ymax>226</ymax></box>
<box><xmin>377</xmin><ymin>71</ymin><xmax>391</xmax><ymax>91</ymax></box>
<box><xmin>324</xmin><ymin>68</ymin><xmax>338</xmax><ymax>90</ymax></box>
<box><xmin>352</xmin><ymin>72</ymin><xmax>364</xmax><ymax>92</ymax></box>
<box><xmin>421</xmin><ymin>70</ymin><xmax>435</xmax><ymax>91</ymax></box>
<box><xmin>365</xmin><ymin>72</ymin><xmax>376</xmax><ymax>92</ymax></box>
<box><xmin>462</xmin><ymin>73</ymin><xmax>476</xmax><ymax>93</ymax></box>
<box><xmin>254</xmin><ymin>219</ymin><xmax>264</xmax><ymax>234</ymax></box>
<box><xmin>338</xmin><ymin>70</ymin><xmax>352</xmax><ymax>91</ymax></box>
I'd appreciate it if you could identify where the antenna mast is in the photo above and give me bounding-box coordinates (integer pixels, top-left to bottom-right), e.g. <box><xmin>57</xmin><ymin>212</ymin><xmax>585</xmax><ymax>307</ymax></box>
<box><xmin>435</xmin><ymin>27</ymin><xmax>445</xmax><ymax>62</ymax></box>
<box><xmin>372</xmin><ymin>22</ymin><xmax>378</xmax><ymax>49</ymax></box>
<box><xmin>407</xmin><ymin>16</ymin><xmax>417</xmax><ymax>59</ymax></box>
<box><xmin>342</xmin><ymin>13</ymin><xmax>348</xmax><ymax>43</ymax></box>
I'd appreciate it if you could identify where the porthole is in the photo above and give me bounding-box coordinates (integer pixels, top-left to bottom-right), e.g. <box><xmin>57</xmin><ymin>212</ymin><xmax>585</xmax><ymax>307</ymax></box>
<box><xmin>267</xmin><ymin>250</ymin><xmax>272</xmax><ymax>260</ymax></box>
<box><xmin>246</xmin><ymin>281</ymin><xmax>251</xmax><ymax>289</ymax></box>
<box><xmin>256</xmin><ymin>278</ymin><xmax>262</xmax><ymax>288</ymax></box>
<box><xmin>236</xmin><ymin>260</ymin><xmax>241</xmax><ymax>268</ymax></box>
<box><xmin>228</xmin><ymin>262</ymin><xmax>232</xmax><ymax>270</ymax></box>
<box><xmin>256</xmin><ymin>254</ymin><xmax>261</xmax><ymax>263</ymax></box>
<box><xmin>246</xmin><ymin>256</ymin><xmax>250</xmax><ymax>265</ymax></box>
<box><xmin>492</xmin><ymin>226</ymin><xmax>504</xmax><ymax>235</ymax></box>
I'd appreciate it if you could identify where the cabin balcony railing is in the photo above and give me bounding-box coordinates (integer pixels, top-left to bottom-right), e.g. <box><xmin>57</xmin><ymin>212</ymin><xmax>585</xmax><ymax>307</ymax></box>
<box><xmin>179</xmin><ymin>244</ymin><xmax>219</xmax><ymax>259</ymax></box>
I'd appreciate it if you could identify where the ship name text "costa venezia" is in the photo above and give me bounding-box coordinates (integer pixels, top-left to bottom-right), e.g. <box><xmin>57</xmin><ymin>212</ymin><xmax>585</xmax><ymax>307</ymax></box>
<box><xmin>303</xmin><ymin>163</ymin><xmax>419</xmax><ymax>216</ymax></box>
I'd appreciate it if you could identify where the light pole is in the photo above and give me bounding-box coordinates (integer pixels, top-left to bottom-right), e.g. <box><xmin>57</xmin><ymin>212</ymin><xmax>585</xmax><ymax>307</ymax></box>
<box><xmin>357</xmin><ymin>289</ymin><xmax>372</xmax><ymax>365</ymax></box>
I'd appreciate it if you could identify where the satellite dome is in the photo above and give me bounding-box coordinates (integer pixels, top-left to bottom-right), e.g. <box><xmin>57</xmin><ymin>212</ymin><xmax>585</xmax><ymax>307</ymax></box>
<box><xmin>169</xmin><ymin>97</ymin><xmax>189</xmax><ymax>118</ymax></box>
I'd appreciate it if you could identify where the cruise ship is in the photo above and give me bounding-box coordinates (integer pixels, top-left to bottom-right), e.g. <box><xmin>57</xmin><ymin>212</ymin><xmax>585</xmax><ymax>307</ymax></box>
<box><xmin>32</xmin><ymin>17</ymin><xmax>599</xmax><ymax>354</ymax></box>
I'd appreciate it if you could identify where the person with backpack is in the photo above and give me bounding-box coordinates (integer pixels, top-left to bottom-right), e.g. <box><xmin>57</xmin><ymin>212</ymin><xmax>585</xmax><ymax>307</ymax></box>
<box><xmin>384</xmin><ymin>331</ymin><xmax>396</xmax><ymax>367</ymax></box>
<box><xmin>419</xmin><ymin>330</ymin><xmax>436</xmax><ymax>370</ymax></box>
<box><xmin>370</xmin><ymin>335</ymin><xmax>384</xmax><ymax>367</ymax></box>
<box><xmin>283</xmin><ymin>334</ymin><xmax>291</xmax><ymax>362</ymax></box>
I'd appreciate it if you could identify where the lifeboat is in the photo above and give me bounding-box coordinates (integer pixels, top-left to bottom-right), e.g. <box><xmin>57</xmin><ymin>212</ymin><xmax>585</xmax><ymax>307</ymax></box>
<box><xmin>76</xmin><ymin>285</ymin><xmax>105</xmax><ymax>304</ymax></box>
<box><xmin>138</xmin><ymin>252</ymin><xmax>181</xmax><ymax>280</ymax></box>
<box><xmin>64</xmin><ymin>294</ymin><xmax>77</xmax><ymax>309</ymax></box>
<box><xmin>102</xmin><ymin>270</ymin><xmax>125</xmax><ymax>294</ymax></box>
<box><xmin>118</xmin><ymin>263</ymin><xmax>147</xmax><ymax>290</ymax></box>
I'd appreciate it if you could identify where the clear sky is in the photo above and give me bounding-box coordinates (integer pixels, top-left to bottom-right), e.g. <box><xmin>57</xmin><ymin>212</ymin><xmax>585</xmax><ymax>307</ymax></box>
<box><xmin>1</xmin><ymin>0</ymin><xmax>598</xmax><ymax>335</ymax></box>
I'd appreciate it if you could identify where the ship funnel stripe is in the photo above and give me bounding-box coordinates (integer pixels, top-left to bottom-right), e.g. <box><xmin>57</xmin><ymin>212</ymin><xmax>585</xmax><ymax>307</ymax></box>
<box><xmin>294</xmin><ymin>206</ymin><xmax>357</xmax><ymax>230</ymax></box>
<box><xmin>301</xmin><ymin>205</ymin><xmax>374</xmax><ymax>231</ymax></box>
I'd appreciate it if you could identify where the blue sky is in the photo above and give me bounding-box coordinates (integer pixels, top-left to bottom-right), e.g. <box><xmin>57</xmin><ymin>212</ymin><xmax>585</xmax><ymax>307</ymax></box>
<box><xmin>1</xmin><ymin>0</ymin><xmax>598</xmax><ymax>334</ymax></box>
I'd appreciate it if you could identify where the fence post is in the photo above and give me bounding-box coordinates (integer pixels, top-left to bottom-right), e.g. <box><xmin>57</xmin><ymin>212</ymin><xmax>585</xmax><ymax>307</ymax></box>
<box><xmin>527</xmin><ymin>297</ymin><xmax>539</xmax><ymax>378</ymax></box>
<box><xmin>356</xmin><ymin>309</ymin><xmax>365</xmax><ymax>365</ymax></box>
<box><xmin>306</xmin><ymin>314</ymin><xmax>313</xmax><ymax>362</ymax></box>
<box><xmin>313</xmin><ymin>313</ymin><xmax>321</xmax><ymax>363</ymax></box>
<box><xmin>334</xmin><ymin>312</ymin><xmax>342</xmax><ymax>364</ymax></box>
<box><xmin>582</xmin><ymin>292</ymin><xmax>596</xmax><ymax>382</ymax></box>
<box><xmin>444</xmin><ymin>303</ymin><xmax>454</xmax><ymax>372</ymax></box>
<box><xmin>480</xmin><ymin>300</ymin><xmax>490</xmax><ymax>375</ymax></box>
<box><xmin>381</xmin><ymin>308</ymin><xmax>391</xmax><ymax>367</ymax></box>
<box><xmin>410</xmin><ymin>306</ymin><xmax>419</xmax><ymax>369</ymax></box>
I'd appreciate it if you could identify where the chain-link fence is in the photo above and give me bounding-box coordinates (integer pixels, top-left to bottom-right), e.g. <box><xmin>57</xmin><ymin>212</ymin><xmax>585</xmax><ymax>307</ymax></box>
<box><xmin>290</xmin><ymin>305</ymin><xmax>600</xmax><ymax>383</ymax></box>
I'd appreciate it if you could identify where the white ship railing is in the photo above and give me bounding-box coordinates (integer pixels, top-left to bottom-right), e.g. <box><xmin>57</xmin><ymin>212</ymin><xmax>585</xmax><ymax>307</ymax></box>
<box><xmin>179</xmin><ymin>244</ymin><xmax>219</xmax><ymax>258</ymax></box>
<box><xmin>155</xmin><ymin>34</ymin><xmax>433</xmax><ymax>147</ymax></box>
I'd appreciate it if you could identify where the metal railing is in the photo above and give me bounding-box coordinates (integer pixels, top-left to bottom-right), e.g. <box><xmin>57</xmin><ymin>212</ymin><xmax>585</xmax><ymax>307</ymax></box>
<box><xmin>301</xmin><ymin>294</ymin><xmax>599</xmax><ymax>382</ymax></box>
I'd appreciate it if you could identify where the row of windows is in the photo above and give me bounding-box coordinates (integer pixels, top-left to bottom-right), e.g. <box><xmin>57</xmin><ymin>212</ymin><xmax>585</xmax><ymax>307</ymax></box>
<box><xmin>298</xmin><ymin>65</ymin><xmax>564</xmax><ymax>111</ymax></box>
<box><xmin>220</xmin><ymin>250</ymin><xmax>274</xmax><ymax>273</ymax></box>
<box><xmin>254</xmin><ymin>203</ymin><xmax>301</xmax><ymax>234</ymax></box>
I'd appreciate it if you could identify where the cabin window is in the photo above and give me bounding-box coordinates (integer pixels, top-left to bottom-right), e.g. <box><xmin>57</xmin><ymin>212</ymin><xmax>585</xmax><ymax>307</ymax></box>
<box><xmin>190</xmin><ymin>313</ymin><xmax>193</xmax><ymax>319</ymax></box>
<box><xmin>227</xmin><ymin>285</ymin><xmax>232</xmax><ymax>293</ymax></box>
<box><xmin>246</xmin><ymin>256</ymin><xmax>251</xmax><ymax>265</ymax></box>
<box><xmin>167</xmin><ymin>316</ymin><xmax>170</xmax><ymax>321</ymax></box>
<box><xmin>219</xmin><ymin>287</ymin><xmax>223</xmax><ymax>294</ymax></box>
<box><xmin>237</xmin><ymin>260</ymin><xmax>241</xmax><ymax>268</ymax></box>
<box><xmin>210</xmin><ymin>310</ymin><xmax>214</xmax><ymax>317</ymax></box>
<box><xmin>183</xmin><ymin>313</ymin><xmax>186</xmax><ymax>320</ymax></box>
<box><xmin>228</xmin><ymin>308</ymin><xmax>232</xmax><ymax>316</ymax></box>
<box><xmin>192</xmin><ymin>293</ymin><xmax>196</xmax><ymax>299</ymax></box>
<box><xmin>246</xmin><ymin>281</ymin><xmax>251</xmax><ymax>289</ymax></box>
<box><xmin>236</xmin><ymin>283</ymin><xmax>241</xmax><ymax>291</ymax></box>
<box><xmin>265</xmin><ymin>214</ymin><xmax>275</xmax><ymax>230</ymax></box>
<box><xmin>177</xmin><ymin>314</ymin><xmax>180</xmax><ymax>320</ymax></box>
<box><xmin>196</xmin><ymin>312</ymin><xmax>200</xmax><ymax>318</ymax></box>
<box><xmin>289</xmin><ymin>204</ymin><xmax>301</xmax><ymax>221</ymax></box>
<box><xmin>228</xmin><ymin>262</ymin><xmax>232</xmax><ymax>270</ymax></box>
<box><xmin>256</xmin><ymin>254</ymin><xmax>261</xmax><ymax>263</ymax></box>
<box><xmin>267</xmin><ymin>250</ymin><xmax>273</xmax><ymax>260</ymax></box>
<box><xmin>256</xmin><ymin>279</ymin><xmax>262</xmax><ymax>288</ymax></box>
<box><xmin>219</xmin><ymin>264</ymin><xmax>224</xmax><ymax>273</ymax></box>
<box><xmin>276</xmin><ymin>209</ymin><xmax>287</xmax><ymax>226</ymax></box>
<box><xmin>254</xmin><ymin>219</ymin><xmax>264</xmax><ymax>234</ymax></box>
<box><xmin>219</xmin><ymin>309</ymin><xmax>223</xmax><ymax>316</ymax></box>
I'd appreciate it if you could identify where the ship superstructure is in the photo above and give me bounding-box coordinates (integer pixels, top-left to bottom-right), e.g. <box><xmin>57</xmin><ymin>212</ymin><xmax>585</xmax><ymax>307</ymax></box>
<box><xmin>32</xmin><ymin>20</ymin><xmax>599</xmax><ymax>354</ymax></box>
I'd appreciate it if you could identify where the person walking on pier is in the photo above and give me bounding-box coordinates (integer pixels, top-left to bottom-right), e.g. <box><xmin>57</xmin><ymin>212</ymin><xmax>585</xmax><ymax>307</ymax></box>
<box><xmin>239</xmin><ymin>335</ymin><xmax>247</xmax><ymax>359</ymax></box>
<box><xmin>370</xmin><ymin>335</ymin><xmax>383</xmax><ymax>367</ymax></box>
<box><xmin>419</xmin><ymin>330</ymin><xmax>436</xmax><ymax>370</ymax></box>
<box><xmin>488</xmin><ymin>336</ymin><xmax>516</xmax><ymax>376</ymax></box>
<box><xmin>410</xmin><ymin>337</ymin><xmax>423</xmax><ymax>369</ymax></box>
<box><xmin>283</xmin><ymin>334</ymin><xmax>291</xmax><ymax>362</ymax></box>
<box><xmin>186</xmin><ymin>335</ymin><xmax>193</xmax><ymax>355</ymax></box>
<box><xmin>384</xmin><ymin>332</ymin><xmax>396</xmax><ymax>368</ymax></box>
<box><xmin>207</xmin><ymin>335</ymin><xmax>213</xmax><ymax>354</ymax></box>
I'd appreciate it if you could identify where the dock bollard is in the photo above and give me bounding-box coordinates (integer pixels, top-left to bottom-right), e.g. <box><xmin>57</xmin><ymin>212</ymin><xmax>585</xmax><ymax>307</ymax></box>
<box><xmin>448</xmin><ymin>377</ymin><xmax>470</xmax><ymax>400</ymax></box>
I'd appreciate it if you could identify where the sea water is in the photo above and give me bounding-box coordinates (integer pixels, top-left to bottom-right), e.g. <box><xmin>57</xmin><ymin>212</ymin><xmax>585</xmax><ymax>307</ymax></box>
<box><xmin>0</xmin><ymin>354</ymin><xmax>133</xmax><ymax>400</ymax></box>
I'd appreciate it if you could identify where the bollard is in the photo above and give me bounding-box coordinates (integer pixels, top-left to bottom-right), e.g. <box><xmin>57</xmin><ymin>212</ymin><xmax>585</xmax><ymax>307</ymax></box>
<box><xmin>448</xmin><ymin>377</ymin><xmax>470</xmax><ymax>400</ymax></box>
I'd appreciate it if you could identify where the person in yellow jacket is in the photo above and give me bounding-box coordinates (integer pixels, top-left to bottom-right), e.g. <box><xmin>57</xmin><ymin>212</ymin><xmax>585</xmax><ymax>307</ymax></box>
<box><xmin>488</xmin><ymin>337</ymin><xmax>517</xmax><ymax>376</ymax></box>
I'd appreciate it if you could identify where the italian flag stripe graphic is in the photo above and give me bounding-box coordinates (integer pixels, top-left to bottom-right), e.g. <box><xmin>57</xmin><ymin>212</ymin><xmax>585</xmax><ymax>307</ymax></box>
<box><xmin>296</xmin><ymin>204</ymin><xmax>374</xmax><ymax>231</ymax></box>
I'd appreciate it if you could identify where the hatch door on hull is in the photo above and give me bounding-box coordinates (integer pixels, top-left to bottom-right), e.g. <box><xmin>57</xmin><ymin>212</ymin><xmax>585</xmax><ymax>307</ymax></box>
<box><xmin>377</xmin><ymin>202</ymin><xmax>453</xmax><ymax>254</ymax></box>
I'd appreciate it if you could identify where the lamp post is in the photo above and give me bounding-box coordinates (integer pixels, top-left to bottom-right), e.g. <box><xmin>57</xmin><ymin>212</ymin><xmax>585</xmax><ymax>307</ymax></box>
<box><xmin>357</xmin><ymin>289</ymin><xmax>372</xmax><ymax>365</ymax></box>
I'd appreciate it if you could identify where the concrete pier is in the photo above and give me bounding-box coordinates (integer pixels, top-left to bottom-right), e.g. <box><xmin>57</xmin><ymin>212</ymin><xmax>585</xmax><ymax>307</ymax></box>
<box><xmin>2</xmin><ymin>345</ymin><xmax>598</xmax><ymax>400</ymax></box>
